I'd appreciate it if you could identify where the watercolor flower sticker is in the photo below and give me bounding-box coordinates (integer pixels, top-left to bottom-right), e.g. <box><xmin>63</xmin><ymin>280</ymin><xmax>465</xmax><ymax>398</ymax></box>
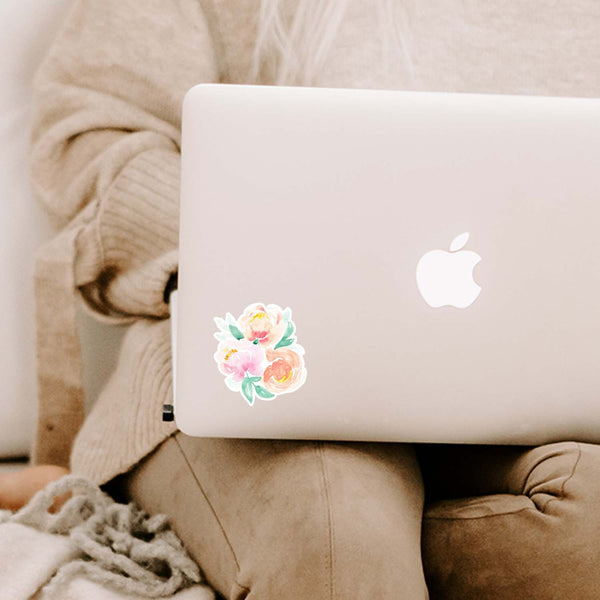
<box><xmin>214</xmin><ymin>303</ymin><xmax>307</xmax><ymax>405</ymax></box>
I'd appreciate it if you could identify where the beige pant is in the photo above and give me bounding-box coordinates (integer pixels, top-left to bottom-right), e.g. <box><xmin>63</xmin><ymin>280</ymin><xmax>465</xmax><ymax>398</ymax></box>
<box><xmin>118</xmin><ymin>436</ymin><xmax>600</xmax><ymax>599</ymax></box>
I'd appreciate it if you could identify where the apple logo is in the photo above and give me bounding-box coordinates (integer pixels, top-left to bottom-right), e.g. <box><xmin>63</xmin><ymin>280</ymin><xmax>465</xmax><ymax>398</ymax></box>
<box><xmin>416</xmin><ymin>232</ymin><xmax>482</xmax><ymax>308</ymax></box>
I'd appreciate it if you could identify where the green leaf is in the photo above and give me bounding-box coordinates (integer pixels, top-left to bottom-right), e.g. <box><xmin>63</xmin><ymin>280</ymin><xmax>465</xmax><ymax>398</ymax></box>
<box><xmin>254</xmin><ymin>385</ymin><xmax>275</xmax><ymax>399</ymax></box>
<box><xmin>249</xmin><ymin>376</ymin><xmax>262</xmax><ymax>383</ymax></box>
<box><xmin>283</xmin><ymin>321</ymin><xmax>294</xmax><ymax>339</ymax></box>
<box><xmin>241</xmin><ymin>378</ymin><xmax>254</xmax><ymax>405</ymax></box>
<box><xmin>274</xmin><ymin>336</ymin><xmax>294</xmax><ymax>349</ymax></box>
<box><xmin>229</xmin><ymin>324</ymin><xmax>244</xmax><ymax>340</ymax></box>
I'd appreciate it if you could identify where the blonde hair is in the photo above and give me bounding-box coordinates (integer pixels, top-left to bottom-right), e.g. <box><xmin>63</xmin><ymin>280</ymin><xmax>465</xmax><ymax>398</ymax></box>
<box><xmin>250</xmin><ymin>0</ymin><xmax>415</xmax><ymax>86</ymax></box>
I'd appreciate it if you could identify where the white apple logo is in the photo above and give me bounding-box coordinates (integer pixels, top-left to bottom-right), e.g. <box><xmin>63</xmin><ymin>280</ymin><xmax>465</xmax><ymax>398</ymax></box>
<box><xmin>416</xmin><ymin>232</ymin><xmax>482</xmax><ymax>308</ymax></box>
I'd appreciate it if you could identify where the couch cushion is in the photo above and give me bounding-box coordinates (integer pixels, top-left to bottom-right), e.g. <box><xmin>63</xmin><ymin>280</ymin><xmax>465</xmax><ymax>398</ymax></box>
<box><xmin>0</xmin><ymin>0</ymin><xmax>70</xmax><ymax>456</ymax></box>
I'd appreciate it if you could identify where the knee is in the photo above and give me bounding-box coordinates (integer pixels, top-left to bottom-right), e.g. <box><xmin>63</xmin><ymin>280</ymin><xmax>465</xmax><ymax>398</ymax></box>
<box><xmin>423</xmin><ymin>442</ymin><xmax>600</xmax><ymax>599</ymax></box>
<box><xmin>234</xmin><ymin>442</ymin><xmax>427</xmax><ymax>600</ymax></box>
<box><xmin>497</xmin><ymin>442</ymin><xmax>600</xmax><ymax>584</ymax></box>
<box><xmin>512</xmin><ymin>441</ymin><xmax>584</xmax><ymax>510</ymax></box>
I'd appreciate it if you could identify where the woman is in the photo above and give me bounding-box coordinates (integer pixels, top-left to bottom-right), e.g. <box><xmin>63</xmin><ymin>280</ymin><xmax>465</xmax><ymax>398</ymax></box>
<box><xmin>27</xmin><ymin>1</ymin><xmax>600</xmax><ymax>598</ymax></box>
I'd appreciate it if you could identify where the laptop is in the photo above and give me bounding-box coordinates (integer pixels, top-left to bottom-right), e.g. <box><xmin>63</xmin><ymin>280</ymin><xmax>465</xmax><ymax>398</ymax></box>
<box><xmin>175</xmin><ymin>83</ymin><xmax>600</xmax><ymax>445</ymax></box>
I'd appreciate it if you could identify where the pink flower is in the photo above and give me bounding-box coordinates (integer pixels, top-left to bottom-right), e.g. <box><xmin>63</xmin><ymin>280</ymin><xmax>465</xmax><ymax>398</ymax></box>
<box><xmin>214</xmin><ymin>339</ymin><xmax>266</xmax><ymax>383</ymax></box>
<box><xmin>238</xmin><ymin>303</ymin><xmax>287</xmax><ymax>348</ymax></box>
<box><xmin>262</xmin><ymin>348</ymin><xmax>306</xmax><ymax>395</ymax></box>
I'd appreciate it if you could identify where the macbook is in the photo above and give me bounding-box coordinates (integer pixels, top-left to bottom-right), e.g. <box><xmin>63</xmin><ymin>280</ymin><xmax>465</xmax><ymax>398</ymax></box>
<box><xmin>175</xmin><ymin>84</ymin><xmax>600</xmax><ymax>444</ymax></box>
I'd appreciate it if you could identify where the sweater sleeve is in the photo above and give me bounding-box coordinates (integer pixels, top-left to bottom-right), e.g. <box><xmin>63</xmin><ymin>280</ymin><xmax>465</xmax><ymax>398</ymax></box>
<box><xmin>31</xmin><ymin>0</ymin><xmax>218</xmax><ymax>319</ymax></box>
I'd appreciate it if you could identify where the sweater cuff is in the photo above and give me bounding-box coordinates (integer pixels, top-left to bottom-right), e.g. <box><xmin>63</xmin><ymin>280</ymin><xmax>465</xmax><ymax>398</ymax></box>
<box><xmin>75</xmin><ymin>148</ymin><xmax>180</xmax><ymax>319</ymax></box>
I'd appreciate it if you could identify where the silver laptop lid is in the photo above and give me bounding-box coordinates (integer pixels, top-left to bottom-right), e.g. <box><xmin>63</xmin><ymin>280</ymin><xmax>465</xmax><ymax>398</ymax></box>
<box><xmin>177</xmin><ymin>84</ymin><xmax>600</xmax><ymax>444</ymax></box>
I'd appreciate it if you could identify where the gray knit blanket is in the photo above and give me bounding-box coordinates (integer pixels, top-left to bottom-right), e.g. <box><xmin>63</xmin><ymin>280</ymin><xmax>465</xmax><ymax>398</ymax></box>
<box><xmin>0</xmin><ymin>475</ymin><xmax>214</xmax><ymax>600</ymax></box>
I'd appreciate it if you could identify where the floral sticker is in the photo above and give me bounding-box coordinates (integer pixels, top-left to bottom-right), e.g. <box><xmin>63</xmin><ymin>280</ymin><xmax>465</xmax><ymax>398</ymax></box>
<box><xmin>213</xmin><ymin>303</ymin><xmax>307</xmax><ymax>405</ymax></box>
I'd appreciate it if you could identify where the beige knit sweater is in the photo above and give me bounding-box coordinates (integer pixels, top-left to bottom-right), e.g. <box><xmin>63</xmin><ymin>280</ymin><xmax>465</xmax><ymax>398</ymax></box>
<box><xmin>31</xmin><ymin>0</ymin><xmax>600</xmax><ymax>484</ymax></box>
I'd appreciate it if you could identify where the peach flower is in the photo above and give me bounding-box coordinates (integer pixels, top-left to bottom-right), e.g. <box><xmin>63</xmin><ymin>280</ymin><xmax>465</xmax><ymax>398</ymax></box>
<box><xmin>262</xmin><ymin>348</ymin><xmax>306</xmax><ymax>395</ymax></box>
<box><xmin>238</xmin><ymin>303</ymin><xmax>287</xmax><ymax>348</ymax></box>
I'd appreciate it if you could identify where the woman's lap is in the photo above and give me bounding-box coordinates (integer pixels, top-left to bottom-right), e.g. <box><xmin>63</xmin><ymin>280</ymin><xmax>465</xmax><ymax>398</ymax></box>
<box><xmin>119</xmin><ymin>433</ymin><xmax>427</xmax><ymax>600</ymax></box>
<box><xmin>118</xmin><ymin>435</ymin><xmax>600</xmax><ymax>599</ymax></box>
